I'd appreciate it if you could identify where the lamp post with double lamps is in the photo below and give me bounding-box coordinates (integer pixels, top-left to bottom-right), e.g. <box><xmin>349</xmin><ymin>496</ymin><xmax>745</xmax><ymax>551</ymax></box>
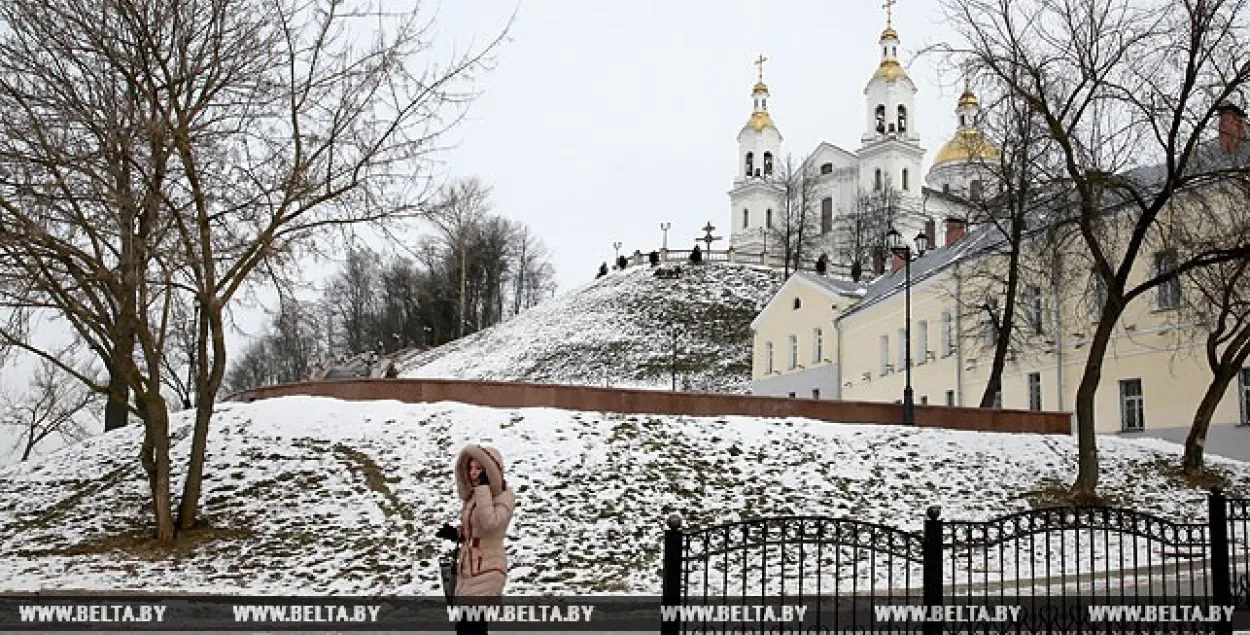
<box><xmin>886</xmin><ymin>227</ymin><xmax>930</xmax><ymax>425</ymax></box>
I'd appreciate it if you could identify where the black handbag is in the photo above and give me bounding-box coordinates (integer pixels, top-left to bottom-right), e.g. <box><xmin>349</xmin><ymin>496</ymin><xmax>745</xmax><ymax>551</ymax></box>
<box><xmin>439</xmin><ymin>543</ymin><xmax>459</xmax><ymax>603</ymax></box>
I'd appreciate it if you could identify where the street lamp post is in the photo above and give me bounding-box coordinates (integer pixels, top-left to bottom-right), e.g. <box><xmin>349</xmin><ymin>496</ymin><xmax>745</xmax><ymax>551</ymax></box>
<box><xmin>886</xmin><ymin>227</ymin><xmax>930</xmax><ymax>426</ymax></box>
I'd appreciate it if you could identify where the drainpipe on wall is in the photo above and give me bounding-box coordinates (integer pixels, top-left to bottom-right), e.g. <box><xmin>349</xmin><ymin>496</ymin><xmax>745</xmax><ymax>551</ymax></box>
<box><xmin>955</xmin><ymin>260</ymin><xmax>964</xmax><ymax>406</ymax></box>
<box><xmin>834</xmin><ymin>314</ymin><xmax>844</xmax><ymax>400</ymax></box>
<box><xmin>1052</xmin><ymin>248</ymin><xmax>1066</xmax><ymax>412</ymax></box>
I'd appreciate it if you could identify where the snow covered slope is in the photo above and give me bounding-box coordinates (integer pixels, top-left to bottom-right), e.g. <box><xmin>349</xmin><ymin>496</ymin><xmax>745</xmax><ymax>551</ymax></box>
<box><xmin>1</xmin><ymin>396</ymin><xmax>1245</xmax><ymax>595</ymax></box>
<box><xmin>400</xmin><ymin>264</ymin><xmax>787</xmax><ymax>393</ymax></box>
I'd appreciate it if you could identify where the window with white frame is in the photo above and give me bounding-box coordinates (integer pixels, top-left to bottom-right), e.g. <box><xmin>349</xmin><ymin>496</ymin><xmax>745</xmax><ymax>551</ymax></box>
<box><xmin>984</xmin><ymin>297</ymin><xmax>1000</xmax><ymax>346</ymax></box>
<box><xmin>1155</xmin><ymin>251</ymin><xmax>1181</xmax><ymax>310</ymax></box>
<box><xmin>917</xmin><ymin>320</ymin><xmax>929</xmax><ymax>364</ymax></box>
<box><xmin>1090</xmin><ymin>270</ymin><xmax>1107</xmax><ymax>321</ymax></box>
<box><xmin>788</xmin><ymin>335</ymin><xmax>798</xmax><ymax>370</ymax></box>
<box><xmin>813</xmin><ymin>328</ymin><xmax>823</xmax><ymax>363</ymax></box>
<box><xmin>1239</xmin><ymin>368</ymin><xmax>1249</xmax><ymax>426</ymax></box>
<box><xmin>765</xmin><ymin>342</ymin><xmax>774</xmax><ymax>374</ymax></box>
<box><xmin>941</xmin><ymin>310</ymin><xmax>954</xmax><ymax>357</ymax></box>
<box><xmin>1026</xmin><ymin>285</ymin><xmax>1044</xmax><ymax>334</ymax></box>
<box><xmin>879</xmin><ymin>335</ymin><xmax>890</xmax><ymax>375</ymax></box>
<box><xmin>897</xmin><ymin>328</ymin><xmax>906</xmax><ymax>369</ymax></box>
<box><xmin>1120</xmin><ymin>378</ymin><xmax>1145</xmax><ymax>431</ymax></box>
<box><xmin>1028</xmin><ymin>372</ymin><xmax>1042</xmax><ymax>411</ymax></box>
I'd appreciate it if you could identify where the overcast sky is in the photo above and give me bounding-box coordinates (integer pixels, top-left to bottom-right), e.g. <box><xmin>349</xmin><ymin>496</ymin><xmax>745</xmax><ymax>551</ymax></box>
<box><xmin>2</xmin><ymin>0</ymin><xmax>974</xmax><ymax>413</ymax></box>
<box><xmin>433</xmin><ymin>0</ymin><xmax>967</xmax><ymax>292</ymax></box>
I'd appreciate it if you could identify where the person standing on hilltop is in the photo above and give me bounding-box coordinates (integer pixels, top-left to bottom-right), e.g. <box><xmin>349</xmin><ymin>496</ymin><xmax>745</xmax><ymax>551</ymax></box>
<box><xmin>436</xmin><ymin>444</ymin><xmax>515</xmax><ymax>634</ymax></box>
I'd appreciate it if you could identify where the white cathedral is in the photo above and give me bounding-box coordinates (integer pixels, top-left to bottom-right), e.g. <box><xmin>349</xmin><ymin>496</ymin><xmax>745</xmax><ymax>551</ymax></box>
<box><xmin>727</xmin><ymin>12</ymin><xmax>1000</xmax><ymax>270</ymax></box>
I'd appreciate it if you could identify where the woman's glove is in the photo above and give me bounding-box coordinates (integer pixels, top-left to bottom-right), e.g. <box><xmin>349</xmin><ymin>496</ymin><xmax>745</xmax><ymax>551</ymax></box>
<box><xmin>476</xmin><ymin>471</ymin><xmax>490</xmax><ymax>486</ymax></box>
<box><xmin>436</xmin><ymin>523</ymin><xmax>459</xmax><ymax>542</ymax></box>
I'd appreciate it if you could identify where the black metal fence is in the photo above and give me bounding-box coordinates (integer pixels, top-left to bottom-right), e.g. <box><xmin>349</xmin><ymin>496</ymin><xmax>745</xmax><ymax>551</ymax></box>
<box><xmin>661</xmin><ymin>488</ymin><xmax>1247</xmax><ymax>634</ymax></box>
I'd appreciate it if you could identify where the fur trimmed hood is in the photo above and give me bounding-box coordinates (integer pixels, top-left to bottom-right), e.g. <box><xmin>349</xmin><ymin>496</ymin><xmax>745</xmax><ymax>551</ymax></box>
<box><xmin>455</xmin><ymin>444</ymin><xmax>507</xmax><ymax>500</ymax></box>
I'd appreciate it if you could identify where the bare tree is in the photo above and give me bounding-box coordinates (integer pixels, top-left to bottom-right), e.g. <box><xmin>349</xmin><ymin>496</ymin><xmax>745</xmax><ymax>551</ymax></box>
<box><xmin>508</xmin><ymin>224</ymin><xmax>556</xmax><ymax>317</ymax></box>
<box><xmin>768</xmin><ymin>154</ymin><xmax>822</xmax><ymax>277</ymax></box>
<box><xmin>942</xmin><ymin>0</ymin><xmax>1250</xmax><ymax>498</ymax></box>
<box><xmin>2</xmin><ymin>355</ymin><xmax>96</xmax><ymax>462</ymax></box>
<box><xmin>0</xmin><ymin>0</ymin><xmax>505</xmax><ymax>540</ymax></box>
<box><xmin>1176</xmin><ymin>179</ymin><xmax>1250</xmax><ymax>472</ymax></box>
<box><xmin>839</xmin><ymin>186</ymin><xmax>902</xmax><ymax>281</ymax></box>
<box><xmin>428</xmin><ymin>178</ymin><xmax>493</xmax><ymax>337</ymax></box>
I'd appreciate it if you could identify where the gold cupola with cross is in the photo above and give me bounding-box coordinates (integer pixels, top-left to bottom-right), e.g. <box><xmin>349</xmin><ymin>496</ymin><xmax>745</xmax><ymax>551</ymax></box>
<box><xmin>933</xmin><ymin>61</ymin><xmax>999</xmax><ymax>167</ymax></box>
<box><xmin>746</xmin><ymin>54</ymin><xmax>777</xmax><ymax>133</ymax></box>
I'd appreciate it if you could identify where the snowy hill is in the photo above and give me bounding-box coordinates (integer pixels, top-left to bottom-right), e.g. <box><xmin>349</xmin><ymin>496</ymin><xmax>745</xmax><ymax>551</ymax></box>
<box><xmin>1</xmin><ymin>396</ymin><xmax>1246</xmax><ymax>595</ymax></box>
<box><xmin>400</xmin><ymin>263</ymin><xmax>788</xmax><ymax>393</ymax></box>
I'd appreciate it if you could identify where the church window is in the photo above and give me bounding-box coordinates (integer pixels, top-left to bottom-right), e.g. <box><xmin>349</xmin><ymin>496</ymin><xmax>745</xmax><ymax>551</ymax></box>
<box><xmin>874</xmin><ymin>168</ymin><xmax>883</xmax><ymax>191</ymax></box>
<box><xmin>875</xmin><ymin>105</ymin><xmax>885</xmax><ymax>133</ymax></box>
<box><xmin>897</xmin><ymin>105</ymin><xmax>908</xmax><ymax>134</ymax></box>
<box><xmin>743</xmin><ymin>208</ymin><xmax>750</xmax><ymax>228</ymax></box>
<box><xmin>763</xmin><ymin>152</ymin><xmax>774</xmax><ymax>176</ymax></box>
<box><xmin>745</xmin><ymin>152</ymin><xmax>754</xmax><ymax>178</ymax></box>
<box><xmin>902</xmin><ymin>168</ymin><xmax>910</xmax><ymax>190</ymax></box>
<box><xmin>959</xmin><ymin>114</ymin><xmax>966</xmax><ymax>127</ymax></box>
<box><xmin>821</xmin><ymin>198</ymin><xmax>833</xmax><ymax>234</ymax></box>
<box><xmin>821</xmin><ymin>163</ymin><xmax>833</xmax><ymax>174</ymax></box>
<box><xmin>766</xmin><ymin>209</ymin><xmax>773</xmax><ymax>228</ymax></box>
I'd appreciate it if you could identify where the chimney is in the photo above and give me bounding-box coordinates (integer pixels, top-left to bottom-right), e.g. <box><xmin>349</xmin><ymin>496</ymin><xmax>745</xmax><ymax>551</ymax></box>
<box><xmin>1218</xmin><ymin>102</ymin><xmax>1246</xmax><ymax>154</ymax></box>
<box><xmin>945</xmin><ymin>216</ymin><xmax>967</xmax><ymax>247</ymax></box>
<box><xmin>872</xmin><ymin>246</ymin><xmax>885</xmax><ymax>275</ymax></box>
<box><xmin>891</xmin><ymin>252</ymin><xmax>906</xmax><ymax>273</ymax></box>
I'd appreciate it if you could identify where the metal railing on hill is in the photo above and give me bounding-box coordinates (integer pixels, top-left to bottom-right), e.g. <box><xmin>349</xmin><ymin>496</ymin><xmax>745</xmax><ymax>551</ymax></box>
<box><xmin>623</xmin><ymin>248</ymin><xmax>855</xmax><ymax>277</ymax></box>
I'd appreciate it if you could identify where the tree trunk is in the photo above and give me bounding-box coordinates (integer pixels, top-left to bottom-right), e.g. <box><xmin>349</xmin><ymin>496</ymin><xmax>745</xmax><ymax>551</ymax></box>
<box><xmin>458</xmin><ymin>243</ymin><xmax>467</xmax><ymax>338</ymax></box>
<box><xmin>1071</xmin><ymin>310</ymin><xmax>1119</xmax><ymax>498</ymax></box>
<box><xmin>103</xmin><ymin>332</ymin><xmax>134</xmax><ymax>432</ymax></box>
<box><xmin>138</xmin><ymin>392</ymin><xmax>176</xmax><ymax>542</ymax></box>
<box><xmin>980</xmin><ymin>244</ymin><xmax>1021</xmax><ymax>408</ymax></box>
<box><xmin>1182</xmin><ymin>368</ymin><xmax>1237</xmax><ymax>474</ymax></box>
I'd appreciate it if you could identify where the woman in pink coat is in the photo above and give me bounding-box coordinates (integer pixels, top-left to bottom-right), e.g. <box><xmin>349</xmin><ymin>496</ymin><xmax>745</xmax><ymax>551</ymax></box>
<box><xmin>438</xmin><ymin>444</ymin><xmax>515</xmax><ymax>634</ymax></box>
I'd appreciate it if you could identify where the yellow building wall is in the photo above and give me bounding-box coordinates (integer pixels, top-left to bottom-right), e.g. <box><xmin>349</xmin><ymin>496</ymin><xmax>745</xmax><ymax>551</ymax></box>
<box><xmin>830</xmin><ymin>242</ymin><xmax>1247</xmax><ymax>433</ymax></box>
<box><xmin>751</xmin><ymin>279</ymin><xmax>845</xmax><ymax>381</ymax></box>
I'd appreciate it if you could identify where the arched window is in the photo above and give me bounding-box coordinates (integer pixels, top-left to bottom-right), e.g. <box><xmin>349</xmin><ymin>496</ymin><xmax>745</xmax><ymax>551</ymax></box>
<box><xmin>875</xmin><ymin>105</ymin><xmax>886</xmax><ymax>133</ymax></box>
<box><xmin>743</xmin><ymin>208</ymin><xmax>750</xmax><ymax>228</ymax></box>
<box><xmin>959</xmin><ymin>114</ymin><xmax>966</xmax><ymax>127</ymax></box>
<box><xmin>897</xmin><ymin>105</ymin><xmax>908</xmax><ymax>133</ymax></box>
<box><xmin>874</xmin><ymin>168</ymin><xmax>883</xmax><ymax>191</ymax></box>
<box><xmin>902</xmin><ymin>168</ymin><xmax>909</xmax><ymax>190</ymax></box>
<box><xmin>763</xmin><ymin>152</ymin><xmax>774</xmax><ymax>176</ymax></box>
<box><xmin>766</xmin><ymin>209</ymin><xmax>773</xmax><ymax>228</ymax></box>
<box><xmin>821</xmin><ymin>197</ymin><xmax>833</xmax><ymax>234</ymax></box>
<box><xmin>745</xmin><ymin>152</ymin><xmax>754</xmax><ymax>178</ymax></box>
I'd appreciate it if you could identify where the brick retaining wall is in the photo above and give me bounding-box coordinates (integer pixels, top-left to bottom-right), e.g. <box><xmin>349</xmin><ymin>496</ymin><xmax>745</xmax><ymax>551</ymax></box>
<box><xmin>230</xmin><ymin>378</ymin><xmax>1072</xmax><ymax>434</ymax></box>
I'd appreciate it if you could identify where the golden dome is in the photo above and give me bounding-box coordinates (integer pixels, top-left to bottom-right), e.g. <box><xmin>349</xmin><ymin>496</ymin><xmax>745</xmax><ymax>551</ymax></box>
<box><xmin>881</xmin><ymin>26</ymin><xmax>899</xmax><ymax>41</ymax></box>
<box><xmin>873</xmin><ymin>58</ymin><xmax>908</xmax><ymax>82</ymax></box>
<box><xmin>933</xmin><ymin>128</ymin><xmax>1000</xmax><ymax>165</ymax></box>
<box><xmin>958</xmin><ymin>89</ymin><xmax>979</xmax><ymax>109</ymax></box>
<box><xmin>746</xmin><ymin>110</ymin><xmax>776</xmax><ymax>132</ymax></box>
<box><xmin>753</xmin><ymin>81</ymin><xmax>769</xmax><ymax>94</ymax></box>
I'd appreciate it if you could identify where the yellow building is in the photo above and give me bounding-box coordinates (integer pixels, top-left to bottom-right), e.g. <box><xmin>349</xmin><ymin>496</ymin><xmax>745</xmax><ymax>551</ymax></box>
<box><xmin>750</xmin><ymin>93</ymin><xmax>1250</xmax><ymax>449</ymax></box>
<box><xmin>751</xmin><ymin>215</ymin><xmax>1249</xmax><ymax>437</ymax></box>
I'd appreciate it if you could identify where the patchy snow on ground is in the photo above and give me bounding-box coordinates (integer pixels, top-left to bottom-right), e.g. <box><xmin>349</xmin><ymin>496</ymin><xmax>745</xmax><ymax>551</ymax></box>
<box><xmin>1</xmin><ymin>396</ymin><xmax>1246</xmax><ymax>596</ymax></box>
<box><xmin>400</xmin><ymin>263</ymin><xmax>786</xmax><ymax>393</ymax></box>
